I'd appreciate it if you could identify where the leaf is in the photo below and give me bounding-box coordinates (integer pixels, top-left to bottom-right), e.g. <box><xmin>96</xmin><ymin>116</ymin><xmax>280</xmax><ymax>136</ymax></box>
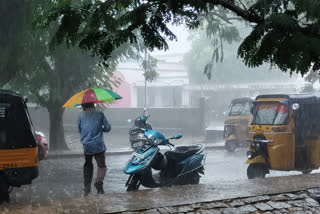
<box><xmin>204</xmin><ymin>62</ymin><xmax>213</xmax><ymax>80</ymax></box>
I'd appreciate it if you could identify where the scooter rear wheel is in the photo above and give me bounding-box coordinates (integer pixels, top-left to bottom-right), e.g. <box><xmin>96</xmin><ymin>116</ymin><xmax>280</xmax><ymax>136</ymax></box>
<box><xmin>179</xmin><ymin>171</ymin><xmax>200</xmax><ymax>185</ymax></box>
<box><xmin>189</xmin><ymin>171</ymin><xmax>200</xmax><ymax>184</ymax></box>
<box><xmin>126</xmin><ymin>175</ymin><xmax>141</xmax><ymax>191</ymax></box>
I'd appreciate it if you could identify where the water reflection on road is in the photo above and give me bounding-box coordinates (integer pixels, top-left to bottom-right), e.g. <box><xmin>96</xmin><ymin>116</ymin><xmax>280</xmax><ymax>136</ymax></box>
<box><xmin>9</xmin><ymin>148</ymin><xmax>320</xmax><ymax>204</ymax></box>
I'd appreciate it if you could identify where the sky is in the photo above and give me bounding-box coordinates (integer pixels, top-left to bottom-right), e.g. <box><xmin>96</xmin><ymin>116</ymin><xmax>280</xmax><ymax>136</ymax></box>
<box><xmin>151</xmin><ymin>24</ymin><xmax>192</xmax><ymax>61</ymax></box>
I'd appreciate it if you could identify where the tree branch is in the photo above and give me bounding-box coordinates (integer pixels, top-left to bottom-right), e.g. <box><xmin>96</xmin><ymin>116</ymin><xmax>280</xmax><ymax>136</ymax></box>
<box><xmin>238</xmin><ymin>0</ymin><xmax>248</xmax><ymax>12</ymax></box>
<box><xmin>205</xmin><ymin>0</ymin><xmax>263</xmax><ymax>24</ymax></box>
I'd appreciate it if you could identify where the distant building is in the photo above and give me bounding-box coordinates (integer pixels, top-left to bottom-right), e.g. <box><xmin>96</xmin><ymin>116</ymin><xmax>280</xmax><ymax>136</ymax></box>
<box><xmin>107</xmin><ymin>71</ymin><xmax>131</xmax><ymax>108</ymax></box>
<box><xmin>114</xmin><ymin>53</ymin><xmax>189</xmax><ymax>108</ymax></box>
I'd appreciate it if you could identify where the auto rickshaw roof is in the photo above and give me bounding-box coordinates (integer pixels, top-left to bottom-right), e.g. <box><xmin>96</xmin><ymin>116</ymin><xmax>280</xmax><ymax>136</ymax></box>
<box><xmin>231</xmin><ymin>97</ymin><xmax>253</xmax><ymax>103</ymax></box>
<box><xmin>256</xmin><ymin>94</ymin><xmax>320</xmax><ymax>104</ymax></box>
<box><xmin>0</xmin><ymin>89</ymin><xmax>24</xmax><ymax>102</ymax></box>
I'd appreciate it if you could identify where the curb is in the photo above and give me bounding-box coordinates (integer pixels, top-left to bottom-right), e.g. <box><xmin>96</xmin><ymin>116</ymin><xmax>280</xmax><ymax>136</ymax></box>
<box><xmin>47</xmin><ymin>142</ymin><xmax>226</xmax><ymax>159</ymax></box>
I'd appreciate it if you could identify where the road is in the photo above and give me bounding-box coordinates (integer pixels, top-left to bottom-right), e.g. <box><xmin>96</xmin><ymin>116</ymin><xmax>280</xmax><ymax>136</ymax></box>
<box><xmin>9</xmin><ymin>148</ymin><xmax>320</xmax><ymax>204</ymax></box>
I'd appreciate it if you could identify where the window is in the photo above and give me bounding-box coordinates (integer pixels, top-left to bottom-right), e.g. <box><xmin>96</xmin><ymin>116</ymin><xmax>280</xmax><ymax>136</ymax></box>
<box><xmin>252</xmin><ymin>102</ymin><xmax>289</xmax><ymax>125</ymax></box>
<box><xmin>229</xmin><ymin>101</ymin><xmax>252</xmax><ymax>116</ymax></box>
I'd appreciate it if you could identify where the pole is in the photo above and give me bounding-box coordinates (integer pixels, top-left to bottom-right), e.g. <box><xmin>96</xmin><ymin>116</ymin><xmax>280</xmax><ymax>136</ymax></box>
<box><xmin>144</xmin><ymin>49</ymin><xmax>148</xmax><ymax>116</ymax></box>
<box><xmin>173</xmin><ymin>86</ymin><xmax>176</xmax><ymax>108</ymax></box>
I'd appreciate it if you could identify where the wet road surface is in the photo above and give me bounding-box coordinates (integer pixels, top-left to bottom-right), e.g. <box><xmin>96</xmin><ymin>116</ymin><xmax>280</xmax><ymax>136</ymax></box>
<box><xmin>9</xmin><ymin>148</ymin><xmax>320</xmax><ymax>204</ymax></box>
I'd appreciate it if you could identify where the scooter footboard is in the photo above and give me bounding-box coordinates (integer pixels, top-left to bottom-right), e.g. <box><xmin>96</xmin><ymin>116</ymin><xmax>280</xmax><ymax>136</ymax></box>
<box><xmin>177</xmin><ymin>152</ymin><xmax>206</xmax><ymax>175</ymax></box>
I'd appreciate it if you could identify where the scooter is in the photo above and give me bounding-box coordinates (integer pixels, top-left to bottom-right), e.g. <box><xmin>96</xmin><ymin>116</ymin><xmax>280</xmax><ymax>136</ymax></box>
<box><xmin>124</xmin><ymin>114</ymin><xmax>206</xmax><ymax>191</ymax></box>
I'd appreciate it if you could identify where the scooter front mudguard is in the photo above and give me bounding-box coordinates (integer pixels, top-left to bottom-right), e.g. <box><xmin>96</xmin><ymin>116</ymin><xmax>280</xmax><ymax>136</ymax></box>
<box><xmin>246</xmin><ymin>155</ymin><xmax>266</xmax><ymax>164</ymax></box>
<box><xmin>226</xmin><ymin>134</ymin><xmax>237</xmax><ymax>141</ymax></box>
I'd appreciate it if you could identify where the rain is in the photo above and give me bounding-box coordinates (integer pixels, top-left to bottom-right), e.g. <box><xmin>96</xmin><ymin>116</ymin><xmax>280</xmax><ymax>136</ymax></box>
<box><xmin>1</xmin><ymin>1</ymin><xmax>320</xmax><ymax>213</ymax></box>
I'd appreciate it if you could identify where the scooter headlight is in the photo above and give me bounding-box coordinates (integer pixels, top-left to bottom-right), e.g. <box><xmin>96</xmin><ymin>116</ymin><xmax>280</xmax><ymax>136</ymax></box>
<box><xmin>147</xmin><ymin>134</ymin><xmax>161</xmax><ymax>145</ymax></box>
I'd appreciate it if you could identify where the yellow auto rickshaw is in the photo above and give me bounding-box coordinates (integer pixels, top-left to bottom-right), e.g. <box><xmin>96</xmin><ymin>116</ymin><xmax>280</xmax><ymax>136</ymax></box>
<box><xmin>0</xmin><ymin>90</ymin><xmax>38</xmax><ymax>203</ymax></box>
<box><xmin>246</xmin><ymin>94</ymin><xmax>320</xmax><ymax>179</ymax></box>
<box><xmin>224</xmin><ymin>98</ymin><xmax>253</xmax><ymax>152</ymax></box>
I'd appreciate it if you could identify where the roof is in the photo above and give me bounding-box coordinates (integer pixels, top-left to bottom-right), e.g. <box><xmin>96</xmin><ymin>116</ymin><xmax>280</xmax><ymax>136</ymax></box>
<box><xmin>231</xmin><ymin>97</ymin><xmax>253</xmax><ymax>103</ymax></box>
<box><xmin>0</xmin><ymin>90</ymin><xmax>23</xmax><ymax>99</ymax></box>
<box><xmin>0</xmin><ymin>90</ymin><xmax>24</xmax><ymax>104</ymax></box>
<box><xmin>256</xmin><ymin>94</ymin><xmax>320</xmax><ymax>104</ymax></box>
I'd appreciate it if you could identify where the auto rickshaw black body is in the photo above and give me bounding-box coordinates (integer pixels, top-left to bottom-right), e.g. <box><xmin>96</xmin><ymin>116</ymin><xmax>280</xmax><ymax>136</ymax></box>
<box><xmin>0</xmin><ymin>90</ymin><xmax>38</xmax><ymax>203</ymax></box>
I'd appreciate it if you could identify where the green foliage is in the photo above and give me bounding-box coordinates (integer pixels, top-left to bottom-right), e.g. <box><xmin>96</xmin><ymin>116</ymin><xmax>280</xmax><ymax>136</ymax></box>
<box><xmin>238</xmin><ymin>0</ymin><xmax>320</xmax><ymax>76</ymax></box>
<box><xmin>6</xmin><ymin>1</ymin><xmax>113</xmax><ymax>109</ymax></box>
<box><xmin>38</xmin><ymin>0</ymin><xmax>320</xmax><ymax>77</ymax></box>
<box><xmin>35</xmin><ymin>0</ymin><xmax>191</xmax><ymax>60</ymax></box>
<box><xmin>201</xmin><ymin>7</ymin><xmax>241</xmax><ymax>79</ymax></box>
<box><xmin>0</xmin><ymin>0</ymin><xmax>28</xmax><ymax>87</ymax></box>
<box><xmin>5</xmin><ymin>0</ymin><xmax>140</xmax><ymax>150</ymax></box>
<box><xmin>141</xmin><ymin>51</ymin><xmax>159</xmax><ymax>82</ymax></box>
<box><xmin>183</xmin><ymin>23</ymin><xmax>295</xmax><ymax>84</ymax></box>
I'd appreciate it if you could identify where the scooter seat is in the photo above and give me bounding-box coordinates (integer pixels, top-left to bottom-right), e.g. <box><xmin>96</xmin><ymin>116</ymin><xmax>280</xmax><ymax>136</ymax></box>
<box><xmin>165</xmin><ymin>144</ymin><xmax>203</xmax><ymax>162</ymax></box>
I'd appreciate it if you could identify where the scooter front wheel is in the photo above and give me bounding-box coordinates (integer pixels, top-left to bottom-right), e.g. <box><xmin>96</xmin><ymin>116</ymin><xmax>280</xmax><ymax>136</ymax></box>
<box><xmin>225</xmin><ymin>140</ymin><xmax>238</xmax><ymax>152</ymax></box>
<box><xmin>247</xmin><ymin>163</ymin><xmax>266</xmax><ymax>179</ymax></box>
<box><xmin>126</xmin><ymin>174</ymin><xmax>141</xmax><ymax>192</ymax></box>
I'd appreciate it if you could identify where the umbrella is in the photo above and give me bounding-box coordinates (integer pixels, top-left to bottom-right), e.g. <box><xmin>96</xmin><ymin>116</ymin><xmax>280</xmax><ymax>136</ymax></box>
<box><xmin>62</xmin><ymin>88</ymin><xmax>122</xmax><ymax>108</ymax></box>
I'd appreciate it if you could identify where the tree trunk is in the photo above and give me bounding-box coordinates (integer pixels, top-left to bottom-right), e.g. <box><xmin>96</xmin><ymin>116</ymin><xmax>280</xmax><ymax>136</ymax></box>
<box><xmin>48</xmin><ymin>106</ymin><xmax>69</xmax><ymax>151</ymax></box>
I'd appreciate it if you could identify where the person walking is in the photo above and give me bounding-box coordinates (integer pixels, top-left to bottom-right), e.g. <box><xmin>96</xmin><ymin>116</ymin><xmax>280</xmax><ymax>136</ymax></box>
<box><xmin>78</xmin><ymin>102</ymin><xmax>111</xmax><ymax>196</ymax></box>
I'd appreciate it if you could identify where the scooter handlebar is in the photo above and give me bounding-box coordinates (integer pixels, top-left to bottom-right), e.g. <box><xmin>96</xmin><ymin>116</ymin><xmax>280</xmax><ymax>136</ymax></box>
<box><xmin>168</xmin><ymin>142</ymin><xmax>174</xmax><ymax>147</ymax></box>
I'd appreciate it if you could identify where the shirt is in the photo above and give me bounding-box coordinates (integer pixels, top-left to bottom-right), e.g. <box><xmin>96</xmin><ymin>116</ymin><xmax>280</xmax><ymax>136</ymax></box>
<box><xmin>77</xmin><ymin>108</ymin><xmax>111</xmax><ymax>154</ymax></box>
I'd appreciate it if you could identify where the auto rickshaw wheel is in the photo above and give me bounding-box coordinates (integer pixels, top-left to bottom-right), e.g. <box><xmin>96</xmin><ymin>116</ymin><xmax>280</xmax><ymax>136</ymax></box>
<box><xmin>302</xmin><ymin>170</ymin><xmax>312</xmax><ymax>174</ymax></box>
<box><xmin>225</xmin><ymin>140</ymin><xmax>238</xmax><ymax>152</ymax></box>
<box><xmin>0</xmin><ymin>175</ymin><xmax>9</xmax><ymax>204</ymax></box>
<box><xmin>247</xmin><ymin>163</ymin><xmax>266</xmax><ymax>179</ymax></box>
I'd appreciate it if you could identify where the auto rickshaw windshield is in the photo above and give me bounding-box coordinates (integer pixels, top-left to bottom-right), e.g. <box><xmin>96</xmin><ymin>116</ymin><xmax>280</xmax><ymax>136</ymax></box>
<box><xmin>252</xmin><ymin>102</ymin><xmax>289</xmax><ymax>125</ymax></box>
<box><xmin>228</xmin><ymin>102</ymin><xmax>252</xmax><ymax>116</ymax></box>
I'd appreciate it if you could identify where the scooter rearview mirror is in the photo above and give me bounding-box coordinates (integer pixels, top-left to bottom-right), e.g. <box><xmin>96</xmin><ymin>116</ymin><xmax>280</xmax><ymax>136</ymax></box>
<box><xmin>171</xmin><ymin>134</ymin><xmax>182</xmax><ymax>140</ymax></box>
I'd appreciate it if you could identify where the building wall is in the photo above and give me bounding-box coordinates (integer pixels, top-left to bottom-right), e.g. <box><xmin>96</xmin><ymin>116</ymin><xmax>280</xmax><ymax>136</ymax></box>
<box><xmin>28</xmin><ymin>107</ymin><xmax>204</xmax><ymax>138</ymax></box>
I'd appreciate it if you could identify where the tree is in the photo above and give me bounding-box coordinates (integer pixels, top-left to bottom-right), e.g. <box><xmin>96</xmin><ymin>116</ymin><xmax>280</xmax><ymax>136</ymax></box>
<box><xmin>8</xmin><ymin>25</ymin><xmax>116</xmax><ymax>150</ymax></box>
<box><xmin>184</xmin><ymin>7</ymin><xmax>242</xmax><ymax>81</ymax></box>
<box><xmin>5</xmin><ymin>0</ymin><xmax>158</xmax><ymax>150</ymax></box>
<box><xmin>37</xmin><ymin>0</ymin><xmax>320</xmax><ymax>77</ymax></box>
<box><xmin>0</xmin><ymin>0</ymin><xmax>27</xmax><ymax>87</ymax></box>
<box><xmin>183</xmin><ymin>21</ymin><xmax>297</xmax><ymax>84</ymax></box>
<box><xmin>4</xmin><ymin>0</ymin><xmax>124</xmax><ymax>150</ymax></box>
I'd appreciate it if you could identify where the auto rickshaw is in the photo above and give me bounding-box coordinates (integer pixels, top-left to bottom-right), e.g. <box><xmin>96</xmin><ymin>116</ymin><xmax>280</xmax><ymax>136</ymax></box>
<box><xmin>0</xmin><ymin>90</ymin><xmax>38</xmax><ymax>203</ymax></box>
<box><xmin>224</xmin><ymin>98</ymin><xmax>253</xmax><ymax>152</ymax></box>
<box><xmin>246</xmin><ymin>94</ymin><xmax>320</xmax><ymax>179</ymax></box>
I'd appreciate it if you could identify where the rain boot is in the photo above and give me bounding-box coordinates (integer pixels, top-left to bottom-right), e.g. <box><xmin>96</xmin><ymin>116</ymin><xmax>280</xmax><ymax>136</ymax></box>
<box><xmin>94</xmin><ymin>181</ymin><xmax>104</xmax><ymax>194</ymax></box>
<box><xmin>83</xmin><ymin>160</ymin><xmax>93</xmax><ymax>197</ymax></box>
